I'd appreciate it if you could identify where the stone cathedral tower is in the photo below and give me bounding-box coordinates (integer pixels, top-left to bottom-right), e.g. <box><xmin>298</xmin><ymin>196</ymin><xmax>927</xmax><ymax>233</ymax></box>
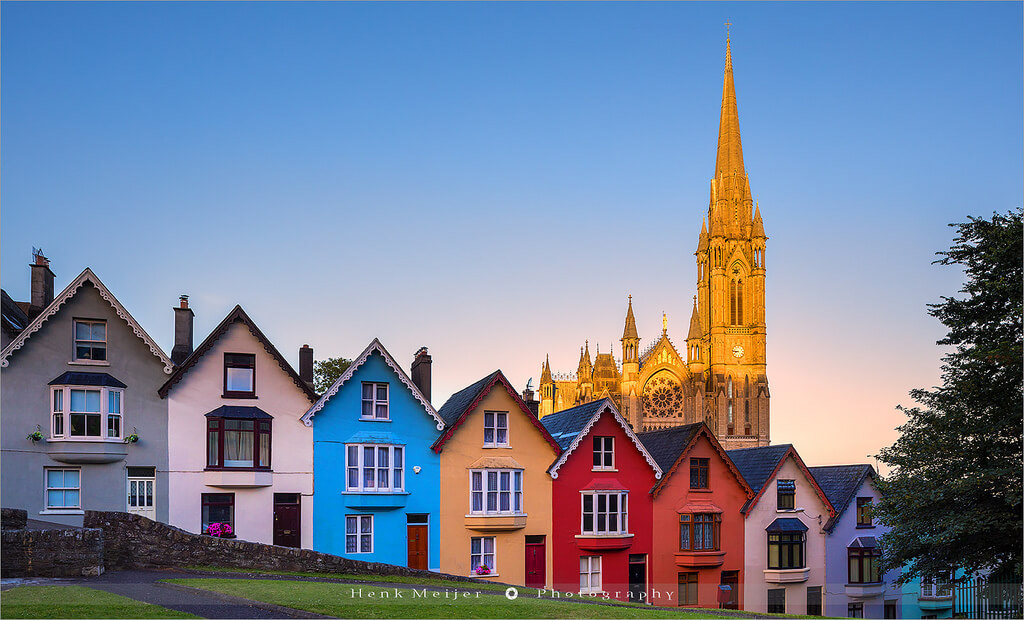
<box><xmin>538</xmin><ymin>38</ymin><xmax>770</xmax><ymax>449</ymax></box>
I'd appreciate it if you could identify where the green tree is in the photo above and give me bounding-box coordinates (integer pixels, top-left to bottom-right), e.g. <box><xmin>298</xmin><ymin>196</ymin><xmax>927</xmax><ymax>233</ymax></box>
<box><xmin>313</xmin><ymin>356</ymin><xmax>352</xmax><ymax>395</ymax></box>
<box><xmin>875</xmin><ymin>208</ymin><xmax>1023</xmax><ymax>583</ymax></box>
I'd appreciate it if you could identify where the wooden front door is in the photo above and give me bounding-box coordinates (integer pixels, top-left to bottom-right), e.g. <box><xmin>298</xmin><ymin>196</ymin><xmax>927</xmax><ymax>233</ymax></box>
<box><xmin>525</xmin><ymin>535</ymin><xmax>546</xmax><ymax>588</ymax></box>
<box><xmin>407</xmin><ymin>524</ymin><xmax>428</xmax><ymax>569</ymax></box>
<box><xmin>273</xmin><ymin>493</ymin><xmax>301</xmax><ymax>548</ymax></box>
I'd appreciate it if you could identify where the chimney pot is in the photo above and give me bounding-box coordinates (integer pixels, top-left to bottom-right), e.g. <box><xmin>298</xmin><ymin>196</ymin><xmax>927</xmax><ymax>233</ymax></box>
<box><xmin>171</xmin><ymin>295</ymin><xmax>195</xmax><ymax>366</ymax></box>
<box><xmin>299</xmin><ymin>345</ymin><xmax>314</xmax><ymax>390</ymax></box>
<box><xmin>411</xmin><ymin>347</ymin><xmax>432</xmax><ymax>403</ymax></box>
<box><xmin>28</xmin><ymin>250</ymin><xmax>55</xmax><ymax>319</ymax></box>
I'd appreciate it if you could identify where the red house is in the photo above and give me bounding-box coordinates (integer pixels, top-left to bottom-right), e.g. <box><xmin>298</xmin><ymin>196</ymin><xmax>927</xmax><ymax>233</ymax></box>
<box><xmin>542</xmin><ymin>398</ymin><xmax>662</xmax><ymax>603</ymax></box>
<box><xmin>638</xmin><ymin>423</ymin><xmax>753</xmax><ymax>609</ymax></box>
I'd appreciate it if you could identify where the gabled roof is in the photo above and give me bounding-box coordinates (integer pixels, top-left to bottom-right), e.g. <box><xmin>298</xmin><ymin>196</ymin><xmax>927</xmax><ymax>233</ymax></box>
<box><xmin>300</xmin><ymin>338</ymin><xmax>441</xmax><ymax>429</ymax></box>
<box><xmin>808</xmin><ymin>464</ymin><xmax>877</xmax><ymax>532</ymax></box>
<box><xmin>727</xmin><ymin>444</ymin><xmax>835</xmax><ymax>516</ymax></box>
<box><xmin>639</xmin><ymin>423</ymin><xmax>753</xmax><ymax>498</ymax></box>
<box><xmin>433</xmin><ymin>370</ymin><xmax>560</xmax><ymax>453</ymax></box>
<box><xmin>158</xmin><ymin>305</ymin><xmax>315</xmax><ymax>401</ymax></box>
<box><xmin>542</xmin><ymin>398</ymin><xmax>662</xmax><ymax>479</ymax></box>
<box><xmin>1</xmin><ymin>268</ymin><xmax>173</xmax><ymax>373</ymax></box>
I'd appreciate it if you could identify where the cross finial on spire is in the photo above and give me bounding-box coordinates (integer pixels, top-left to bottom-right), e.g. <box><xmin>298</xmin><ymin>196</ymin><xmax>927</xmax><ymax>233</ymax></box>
<box><xmin>662</xmin><ymin>311</ymin><xmax>668</xmax><ymax>334</ymax></box>
<box><xmin>724</xmin><ymin>19</ymin><xmax>732</xmax><ymax>39</ymax></box>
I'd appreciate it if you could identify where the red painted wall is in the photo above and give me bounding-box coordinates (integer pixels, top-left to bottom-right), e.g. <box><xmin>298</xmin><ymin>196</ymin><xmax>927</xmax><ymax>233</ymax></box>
<box><xmin>649</xmin><ymin>434</ymin><xmax>750</xmax><ymax>608</ymax></box>
<box><xmin>550</xmin><ymin>409</ymin><xmax>658</xmax><ymax>602</ymax></box>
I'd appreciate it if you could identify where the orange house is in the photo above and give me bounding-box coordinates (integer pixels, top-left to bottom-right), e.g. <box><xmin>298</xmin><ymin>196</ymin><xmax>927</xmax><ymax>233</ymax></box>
<box><xmin>433</xmin><ymin>371</ymin><xmax>560</xmax><ymax>587</ymax></box>
<box><xmin>639</xmin><ymin>423</ymin><xmax>753</xmax><ymax>609</ymax></box>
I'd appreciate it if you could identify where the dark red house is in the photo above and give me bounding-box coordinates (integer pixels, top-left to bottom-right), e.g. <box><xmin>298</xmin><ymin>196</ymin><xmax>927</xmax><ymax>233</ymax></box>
<box><xmin>638</xmin><ymin>423</ymin><xmax>753</xmax><ymax>609</ymax></box>
<box><xmin>542</xmin><ymin>398</ymin><xmax>663</xmax><ymax>603</ymax></box>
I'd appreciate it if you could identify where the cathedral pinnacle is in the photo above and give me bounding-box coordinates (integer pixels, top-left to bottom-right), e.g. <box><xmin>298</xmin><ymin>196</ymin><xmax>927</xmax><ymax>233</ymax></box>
<box><xmin>712</xmin><ymin>34</ymin><xmax>752</xmax><ymax>211</ymax></box>
<box><xmin>622</xmin><ymin>295</ymin><xmax>639</xmax><ymax>340</ymax></box>
<box><xmin>697</xmin><ymin>218</ymin><xmax>709</xmax><ymax>253</ymax></box>
<box><xmin>687</xmin><ymin>296</ymin><xmax>703</xmax><ymax>340</ymax></box>
<box><xmin>752</xmin><ymin>202</ymin><xmax>766</xmax><ymax>238</ymax></box>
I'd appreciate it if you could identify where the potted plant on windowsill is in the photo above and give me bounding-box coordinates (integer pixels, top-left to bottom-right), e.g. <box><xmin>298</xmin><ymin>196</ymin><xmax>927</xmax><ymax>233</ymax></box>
<box><xmin>205</xmin><ymin>522</ymin><xmax>236</xmax><ymax>539</ymax></box>
<box><xmin>474</xmin><ymin>565</ymin><xmax>491</xmax><ymax>576</ymax></box>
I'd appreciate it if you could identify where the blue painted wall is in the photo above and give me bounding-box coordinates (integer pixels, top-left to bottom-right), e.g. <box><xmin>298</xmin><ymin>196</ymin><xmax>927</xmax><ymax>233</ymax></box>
<box><xmin>311</xmin><ymin>349</ymin><xmax>441</xmax><ymax>570</ymax></box>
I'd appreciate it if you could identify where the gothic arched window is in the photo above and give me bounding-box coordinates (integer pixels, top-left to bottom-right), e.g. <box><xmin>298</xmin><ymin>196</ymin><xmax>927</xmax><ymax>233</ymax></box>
<box><xmin>730</xmin><ymin>279</ymin><xmax>744</xmax><ymax>325</ymax></box>
<box><xmin>727</xmin><ymin>377</ymin><xmax>734</xmax><ymax>434</ymax></box>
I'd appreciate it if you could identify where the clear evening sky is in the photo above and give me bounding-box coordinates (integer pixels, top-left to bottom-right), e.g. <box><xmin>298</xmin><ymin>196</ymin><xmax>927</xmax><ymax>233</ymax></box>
<box><xmin>2</xmin><ymin>2</ymin><xmax>1021</xmax><ymax>469</ymax></box>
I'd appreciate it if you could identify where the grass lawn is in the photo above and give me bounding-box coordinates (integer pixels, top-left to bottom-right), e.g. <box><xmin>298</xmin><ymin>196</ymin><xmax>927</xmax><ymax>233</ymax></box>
<box><xmin>0</xmin><ymin>586</ymin><xmax>197</xmax><ymax>619</ymax></box>
<box><xmin>166</xmin><ymin>578</ymin><xmax>712</xmax><ymax>618</ymax></box>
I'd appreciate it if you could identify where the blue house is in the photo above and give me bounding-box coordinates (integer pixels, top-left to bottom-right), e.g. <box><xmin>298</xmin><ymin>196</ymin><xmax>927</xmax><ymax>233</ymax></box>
<box><xmin>301</xmin><ymin>339</ymin><xmax>443</xmax><ymax>570</ymax></box>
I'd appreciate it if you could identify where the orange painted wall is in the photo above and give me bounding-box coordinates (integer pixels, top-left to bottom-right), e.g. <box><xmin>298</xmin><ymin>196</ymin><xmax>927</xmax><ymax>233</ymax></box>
<box><xmin>437</xmin><ymin>384</ymin><xmax>558</xmax><ymax>586</ymax></box>
<box><xmin>650</xmin><ymin>435</ymin><xmax>750</xmax><ymax>608</ymax></box>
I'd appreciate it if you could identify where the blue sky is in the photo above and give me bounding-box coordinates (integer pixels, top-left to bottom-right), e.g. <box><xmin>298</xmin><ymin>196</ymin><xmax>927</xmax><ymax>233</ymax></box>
<box><xmin>3</xmin><ymin>2</ymin><xmax>1021</xmax><ymax>467</ymax></box>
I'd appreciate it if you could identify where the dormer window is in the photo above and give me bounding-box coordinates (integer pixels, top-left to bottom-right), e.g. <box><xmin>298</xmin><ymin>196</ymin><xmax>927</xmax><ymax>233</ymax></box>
<box><xmin>690</xmin><ymin>457</ymin><xmax>709</xmax><ymax>489</ymax></box>
<box><xmin>361</xmin><ymin>383</ymin><xmax>389</xmax><ymax>420</ymax></box>
<box><xmin>73</xmin><ymin>319</ymin><xmax>106</xmax><ymax>361</ymax></box>
<box><xmin>777</xmin><ymin>479</ymin><xmax>796</xmax><ymax>509</ymax></box>
<box><xmin>223</xmin><ymin>353</ymin><xmax>256</xmax><ymax>398</ymax></box>
<box><xmin>592</xmin><ymin>436</ymin><xmax>614</xmax><ymax>470</ymax></box>
<box><xmin>483</xmin><ymin>412</ymin><xmax>508</xmax><ymax>447</ymax></box>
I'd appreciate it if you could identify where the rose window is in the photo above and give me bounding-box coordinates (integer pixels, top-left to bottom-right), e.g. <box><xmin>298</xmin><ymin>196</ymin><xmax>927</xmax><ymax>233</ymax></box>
<box><xmin>643</xmin><ymin>374</ymin><xmax>683</xmax><ymax>418</ymax></box>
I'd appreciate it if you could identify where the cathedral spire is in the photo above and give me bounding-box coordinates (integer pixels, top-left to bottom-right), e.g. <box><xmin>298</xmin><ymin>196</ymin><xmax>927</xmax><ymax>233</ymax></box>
<box><xmin>622</xmin><ymin>295</ymin><xmax>639</xmax><ymax>340</ymax></box>
<box><xmin>752</xmin><ymin>202</ymin><xmax>766</xmax><ymax>238</ymax></box>
<box><xmin>697</xmin><ymin>218</ymin><xmax>709</xmax><ymax>253</ymax></box>
<box><xmin>687</xmin><ymin>296</ymin><xmax>703</xmax><ymax>340</ymax></box>
<box><xmin>541</xmin><ymin>354</ymin><xmax>552</xmax><ymax>382</ymax></box>
<box><xmin>712</xmin><ymin>36</ymin><xmax>752</xmax><ymax>210</ymax></box>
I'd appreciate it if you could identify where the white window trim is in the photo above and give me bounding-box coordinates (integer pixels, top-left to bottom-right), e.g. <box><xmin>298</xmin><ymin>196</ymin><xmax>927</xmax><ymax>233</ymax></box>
<box><xmin>360</xmin><ymin>382</ymin><xmax>390</xmax><ymax>421</ymax></box>
<box><xmin>482</xmin><ymin>411</ymin><xmax>509</xmax><ymax>448</ymax></box>
<box><xmin>592</xmin><ymin>436</ymin><xmax>615</xmax><ymax>471</ymax></box>
<box><xmin>469</xmin><ymin>469</ymin><xmax>523</xmax><ymax>515</ymax></box>
<box><xmin>345</xmin><ymin>514</ymin><xmax>374</xmax><ymax>554</ymax></box>
<box><xmin>470</xmin><ymin>536</ymin><xmax>497</xmax><ymax>576</ymax></box>
<box><xmin>72</xmin><ymin>319</ymin><xmax>107</xmax><ymax>363</ymax></box>
<box><xmin>580</xmin><ymin>490</ymin><xmax>629</xmax><ymax>535</ymax></box>
<box><xmin>44</xmin><ymin>467</ymin><xmax>82</xmax><ymax>511</ymax></box>
<box><xmin>345</xmin><ymin>444</ymin><xmax>405</xmax><ymax>493</ymax></box>
<box><xmin>580</xmin><ymin>555</ymin><xmax>603</xmax><ymax>594</ymax></box>
<box><xmin>50</xmin><ymin>385</ymin><xmax>124</xmax><ymax>441</ymax></box>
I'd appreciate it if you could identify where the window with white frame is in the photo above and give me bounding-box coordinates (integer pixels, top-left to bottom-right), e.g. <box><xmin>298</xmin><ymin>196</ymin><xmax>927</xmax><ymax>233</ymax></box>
<box><xmin>361</xmin><ymin>383</ymin><xmax>389</xmax><ymax>420</ymax></box>
<box><xmin>581</xmin><ymin>491</ymin><xmax>628</xmax><ymax>535</ymax></box>
<box><xmin>45</xmin><ymin>468</ymin><xmax>81</xmax><ymax>509</ymax></box>
<box><xmin>592</xmin><ymin>436</ymin><xmax>614</xmax><ymax>470</ymax></box>
<box><xmin>51</xmin><ymin>386</ymin><xmax>124</xmax><ymax>439</ymax></box>
<box><xmin>470</xmin><ymin>469</ymin><xmax>523</xmax><ymax>514</ymax></box>
<box><xmin>580</xmin><ymin>556</ymin><xmax>602</xmax><ymax>593</ymax></box>
<box><xmin>345</xmin><ymin>515</ymin><xmax>373</xmax><ymax>553</ymax></box>
<box><xmin>483</xmin><ymin>411</ymin><xmax>508</xmax><ymax>447</ymax></box>
<box><xmin>73</xmin><ymin>319</ymin><xmax>106</xmax><ymax>361</ymax></box>
<box><xmin>470</xmin><ymin>537</ymin><xmax>496</xmax><ymax>574</ymax></box>
<box><xmin>346</xmin><ymin>444</ymin><xmax>404</xmax><ymax>492</ymax></box>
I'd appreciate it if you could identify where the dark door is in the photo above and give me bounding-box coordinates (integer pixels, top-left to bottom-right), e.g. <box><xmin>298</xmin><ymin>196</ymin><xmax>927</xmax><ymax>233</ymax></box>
<box><xmin>407</xmin><ymin>525</ymin><xmax>428</xmax><ymax>569</ymax></box>
<box><xmin>628</xmin><ymin>554</ymin><xmax>647</xmax><ymax>603</ymax></box>
<box><xmin>273</xmin><ymin>493</ymin><xmax>301</xmax><ymax>548</ymax></box>
<box><xmin>525</xmin><ymin>535</ymin><xmax>546</xmax><ymax>588</ymax></box>
<box><xmin>720</xmin><ymin>570</ymin><xmax>739</xmax><ymax>609</ymax></box>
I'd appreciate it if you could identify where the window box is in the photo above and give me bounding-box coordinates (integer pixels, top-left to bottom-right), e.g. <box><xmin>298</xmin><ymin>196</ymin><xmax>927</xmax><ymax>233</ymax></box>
<box><xmin>763</xmin><ymin>568</ymin><xmax>810</xmax><ymax>583</ymax></box>
<box><xmin>342</xmin><ymin>492</ymin><xmax>410</xmax><ymax>510</ymax></box>
<box><xmin>202</xmin><ymin>470</ymin><xmax>273</xmax><ymax>488</ymax></box>
<box><xmin>46</xmin><ymin>439</ymin><xmax>128</xmax><ymax>464</ymax></box>
<box><xmin>674</xmin><ymin>550</ymin><xmax>726</xmax><ymax>568</ymax></box>
<box><xmin>575</xmin><ymin>534</ymin><xmax>635</xmax><ymax>551</ymax></box>
<box><xmin>463</xmin><ymin>514</ymin><xmax>527</xmax><ymax>531</ymax></box>
<box><xmin>845</xmin><ymin>583</ymin><xmax>886</xmax><ymax>599</ymax></box>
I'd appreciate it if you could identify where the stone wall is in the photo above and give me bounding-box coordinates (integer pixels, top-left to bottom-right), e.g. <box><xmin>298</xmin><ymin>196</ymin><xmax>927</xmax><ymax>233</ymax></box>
<box><xmin>83</xmin><ymin>511</ymin><xmax>488</xmax><ymax>584</ymax></box>
<box><xmin>2</xmin><ymin>507</ymin><xmax>27</xmax><ymax>529</ymax></box>
<box><xmin>1</xmin><ymin>526</ymin><xmax>104</xmax><ymax>577</ymax></box>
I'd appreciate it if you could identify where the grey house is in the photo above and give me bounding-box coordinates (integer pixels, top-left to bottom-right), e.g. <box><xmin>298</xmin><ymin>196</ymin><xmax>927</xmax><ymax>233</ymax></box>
<box><xmin>1</xmin><ymin>255</ymin><xmax>174</xmax><ymax>525</ymax></box>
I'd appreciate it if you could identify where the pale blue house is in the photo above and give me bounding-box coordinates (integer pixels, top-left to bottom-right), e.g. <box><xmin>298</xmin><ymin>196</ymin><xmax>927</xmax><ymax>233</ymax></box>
<box><xmin>302</xmin><ymin>339</ymin><xmax>443</xmax><ymax>570</ymax></box>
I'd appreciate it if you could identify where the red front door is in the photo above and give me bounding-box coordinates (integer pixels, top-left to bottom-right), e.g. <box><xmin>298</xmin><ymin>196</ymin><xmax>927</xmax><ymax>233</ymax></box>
<box><xmin>525</xmin><ymin>536</ymin><xmax>545</xmax><ymax>588</ymax></box>
<box><xmin>407</xmin><ymin>525</ymin><xmax>428</xmax><ymax>570</ymax></box>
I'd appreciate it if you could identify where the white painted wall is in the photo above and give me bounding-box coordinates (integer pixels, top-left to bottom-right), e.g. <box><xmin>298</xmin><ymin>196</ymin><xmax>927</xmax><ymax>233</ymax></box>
<box><xmin>166</xmin><ymin>321</ymin><xmax>313</xmax><ymax>548</ymax></box>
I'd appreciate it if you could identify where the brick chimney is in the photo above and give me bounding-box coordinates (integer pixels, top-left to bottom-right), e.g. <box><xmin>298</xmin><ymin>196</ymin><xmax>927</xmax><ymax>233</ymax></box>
<box><xmin>171</xmin><ymin>295</ymin><xmax>194</xmax><ymax>366</ymax></box>
<box><xmin>29</xmin><ymin>249</ymin><xmax>55</xmax><ymax>319</ymax></box>
<box><xmin>411</xmin><ymin>347</ymin><xmax>431</xmax><ymax>403</ymax></box>
<box><xmin>299</xmin><ymin>345</ymin><xmax>314</xmax><ymax>390</ymax></box>
<box><xmin>522</xmin><ymin>384</ymin><xmax>539</xmax><ymax>417</ymax></box>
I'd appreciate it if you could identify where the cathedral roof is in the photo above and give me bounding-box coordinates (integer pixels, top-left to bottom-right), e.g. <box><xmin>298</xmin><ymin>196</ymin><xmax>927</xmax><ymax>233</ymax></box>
<box><xmin>622</xmin><ymin>296</ymin><xmax>639</xmax><ymax>340</ymax></box>
<box><xmin>592</xmin><ymin>352</ymin><xmax>620</xmax><ymax>379</ymax></box>
<box><xmin>808</xmin><ymin>464</ymin><xmax>876</xmax><ymax>532</ymax></box>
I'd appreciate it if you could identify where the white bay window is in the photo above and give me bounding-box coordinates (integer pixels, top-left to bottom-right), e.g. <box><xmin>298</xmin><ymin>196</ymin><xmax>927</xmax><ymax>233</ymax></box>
<box><xmin>345</xmin><ymin>444</ymin><xmax>404</xmax><ymax>492</ymax></box>
<box><xmin>50</xmin><ymin>385</ymin><xmax>124</xmax><ymax>440</ymax></box>
<box><xmin>581</xmin><ymin>491</ymin><xmax>628</xmax><ymax>535</ymax></box>
<box><xmin>470</xmin><ymin>469</ymin><xmax>523</xmax><ymax>514</ymax></box>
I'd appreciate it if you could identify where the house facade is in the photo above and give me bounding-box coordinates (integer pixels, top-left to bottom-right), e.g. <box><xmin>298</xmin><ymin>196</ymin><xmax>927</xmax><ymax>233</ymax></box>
<box><xmin>302</xmin><ymin>340</ymin><xmax>442</xmax><ymax>570</ymax></box>
<box><xmin>809</xmin><ymin>465</ymin><xmax>901</xmax><ymax>619</ymax></box>
<box><xmin>640</xmin><ymin>423</ymin><xmax>753</xmax><ymax>609</ymax></box>
<box><xmin>1</xmin><ymin>262</ymin><xmax>173</xmax><ymax>526</ymax></box>
<box><xmin>434</xmin><ymin>371</ymin><xmax>559</xmax><ymax>587</ymax></box>
<box><xmin>159</xmin><ymin>305</ymin><xmax>316</xmax><ymax>547</ymax></box>
<box><xmin>543</xmin><ymin>399</ymin><xmax>662</xmax><ymax>602</ymax></box>
<box><xmin>728</xmin><ymin>444</ymin><xmax>834</xmax><ymax>615</ymax></box>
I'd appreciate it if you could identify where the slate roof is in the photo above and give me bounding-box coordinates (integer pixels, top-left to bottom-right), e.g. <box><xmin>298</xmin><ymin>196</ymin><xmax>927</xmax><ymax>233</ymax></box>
<box><xmin>637</xmin><ymin>424</ymin><xmax>703</xmax><ymax>472</ymax></box>
<box><xmin>204</xmin><ymin>405</ymin><xmax>273</xmax><ymax>419</ymax></box>
<box><xmin>48</xmin><ymin>371</ymin><xmax>127</xmax><ymax>388</ymax></box>
<box><xmin>808</xmin><ymin>464</ymin><xmax>876</xmax><ymax>531</ymax></box>
<box><xmin>1</xmin><ymin>290</ymin><xmax>29</xmax><ymax>338</ymax></box>
<box><xmin>726</xmin><ymin>444</ymin><xmax>793</xmax><ymax>494</ymax></box>
<box><xmin>540</xmin><ymin>400</ymin><xmax>608</xmax><ymax>450</ymax></box>
<box><xmin>437</xmin><ymin>371</ymin><xmax>501</xmax><ymax>427</ymax></box>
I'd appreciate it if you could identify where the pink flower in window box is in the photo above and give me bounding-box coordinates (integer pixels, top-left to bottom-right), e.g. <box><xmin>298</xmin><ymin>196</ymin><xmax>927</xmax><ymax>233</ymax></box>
<box><xmin>474</xmin><ymin>565</ymin><xmax>491</xmax><ymax>575</ymax></box>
